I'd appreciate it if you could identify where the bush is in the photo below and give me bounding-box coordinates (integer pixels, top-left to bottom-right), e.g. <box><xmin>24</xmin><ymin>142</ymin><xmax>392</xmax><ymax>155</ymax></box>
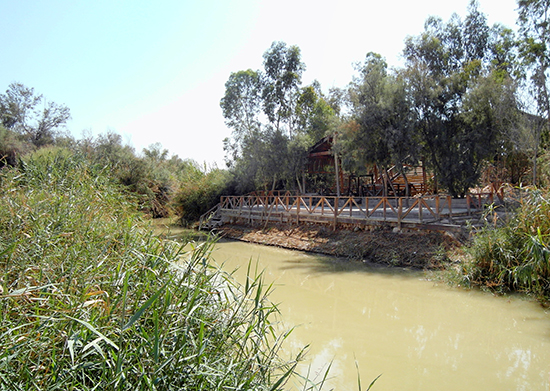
<box><xmin>175</xmin><ymin>168</ymin><xmax>232</xmax><ymax>226</ymax></box>
<box><xmin>457</xmin><ymin>188</ymin><xmax>550</xmax><ymax>301</ymax></box>
<box><xmin>0</xmin><ymin>151</ymin><xmax>301</xmax><ymax>390</ymax></box>
<box><xmin>0</xmin><ymin>126</ymin><xmax>30</xmax><ymax>167</ymax></box>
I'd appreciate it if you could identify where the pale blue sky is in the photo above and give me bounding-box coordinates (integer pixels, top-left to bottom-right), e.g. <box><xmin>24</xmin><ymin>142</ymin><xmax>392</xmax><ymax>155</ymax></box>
<box><xmin>0</xmin><ymin>0</ymin><xmax>518</xmax><ymax>166</ymax></box>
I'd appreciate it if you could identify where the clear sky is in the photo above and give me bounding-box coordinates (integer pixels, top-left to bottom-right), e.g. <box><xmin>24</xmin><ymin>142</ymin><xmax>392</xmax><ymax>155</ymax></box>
<box><xmin>0</xmin><ymin>0</ymin><xmax>519</xmax><ymax>167</ymax></box>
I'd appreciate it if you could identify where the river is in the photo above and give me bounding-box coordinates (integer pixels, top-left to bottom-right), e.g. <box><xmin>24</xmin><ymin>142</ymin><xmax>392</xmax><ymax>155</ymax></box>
<box><xmin>207</xmin><ymin>239</ymin><xmax>550</xmax><ymax>391</ymax></box>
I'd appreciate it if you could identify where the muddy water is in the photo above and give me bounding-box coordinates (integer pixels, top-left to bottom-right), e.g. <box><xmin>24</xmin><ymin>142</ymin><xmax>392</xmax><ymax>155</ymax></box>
<box><xmin>209</xmin><ymin>239</ymin><xmax>550</xmax><ymax>391</ymax></box>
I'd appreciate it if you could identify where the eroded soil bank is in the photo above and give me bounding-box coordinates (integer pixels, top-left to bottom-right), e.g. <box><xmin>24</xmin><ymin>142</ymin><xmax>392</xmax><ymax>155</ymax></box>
<box><xmin>215</xmin><ymin>222</ymin><xmax>463</xmax><ymax>269</ymax></box>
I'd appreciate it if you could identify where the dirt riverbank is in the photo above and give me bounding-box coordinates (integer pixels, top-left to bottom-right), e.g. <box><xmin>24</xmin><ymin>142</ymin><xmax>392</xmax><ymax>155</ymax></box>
<box><xmin>215</xmin><ymin>222</ymin><xmax>463</xmax><ymax>269</ymax></box>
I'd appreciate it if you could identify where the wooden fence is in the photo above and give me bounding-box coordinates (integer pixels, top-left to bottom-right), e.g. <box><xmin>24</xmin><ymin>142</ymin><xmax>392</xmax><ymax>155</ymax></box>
<box><xmin>200</xmin><ymin>193</ymin><xmax>495</xmax><ymax>232</ymax></box>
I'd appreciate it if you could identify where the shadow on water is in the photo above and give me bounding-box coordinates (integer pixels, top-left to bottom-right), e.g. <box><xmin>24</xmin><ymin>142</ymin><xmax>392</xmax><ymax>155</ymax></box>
<box><xmin>217</xmin><ymin>237</ymin><xmax>424</xmax><ymax>279</ymax></box>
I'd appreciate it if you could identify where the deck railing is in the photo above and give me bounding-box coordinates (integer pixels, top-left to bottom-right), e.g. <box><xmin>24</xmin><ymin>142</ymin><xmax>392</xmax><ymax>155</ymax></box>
<box><xmin>211</xmin><ymin>193</ymin><xmax>495</xmax><ymax>230</ymax></box>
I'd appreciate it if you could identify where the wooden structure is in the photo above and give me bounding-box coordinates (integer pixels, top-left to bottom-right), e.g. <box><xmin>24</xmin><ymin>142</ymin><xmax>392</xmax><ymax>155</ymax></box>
<box><xmin>306</xmin><ymin>136</ymin><xmax>433</xmax><ymax>197</ymax></box>
<box><xmin>199</xmin><ymin>193</ymin><xmax>496</xmax><ymax>232</ymax></box>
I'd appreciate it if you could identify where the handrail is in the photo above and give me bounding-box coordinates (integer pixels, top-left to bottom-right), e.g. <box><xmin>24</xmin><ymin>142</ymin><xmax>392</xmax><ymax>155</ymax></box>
<box><xmin>214</xmin><ymin>193</ymin><xmax>495</xmax><ymax>230</ymax></box>
<box><xmin>198</xmin><ymin>203</ymin><xmax>221</xmax><ymax>230</ymax></box>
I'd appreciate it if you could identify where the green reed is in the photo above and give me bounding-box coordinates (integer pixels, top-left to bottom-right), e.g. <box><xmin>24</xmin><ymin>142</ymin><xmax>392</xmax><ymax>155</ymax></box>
<box><xmin>456</xmin><ymin>188</ymin><xmax>550</xmax><ymax>301</ymax></box>
<box><xmin>0</xmin><ymin>150</ymin><xmax>305</xmax><ymax>390</ymax></box>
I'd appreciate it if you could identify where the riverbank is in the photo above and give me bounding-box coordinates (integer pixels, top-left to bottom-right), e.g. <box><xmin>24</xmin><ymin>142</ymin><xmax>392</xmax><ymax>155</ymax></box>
<box><xmin>215</xmin><ymin>222</ymin><xmax>463</xmax><ymax>269</ymax></box>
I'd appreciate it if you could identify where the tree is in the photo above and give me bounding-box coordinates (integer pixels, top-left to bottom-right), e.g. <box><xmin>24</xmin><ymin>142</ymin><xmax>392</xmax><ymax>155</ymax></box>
<box><xmin>464</xmin><ymin>0</ymin><xmax>489</xmax><ymax>63</ymax></box>
<box><xmin>261</xmin><ymin>41</ymin><xmax>305</xmax><ymax>136</ymax></box>
<box><xmin>0</xmin><ymin>125</ymin><xmax>27</xmax><ymax>167</ymax></box>
<box><xmin>221</xmin><ymin>42</ymin><xmax>315</xmax><ymax>193</ymax></box>
<box><xmin>517</xmin><ymin>0</ymin><xmax>550</xmax><ymax>185</ymax></box>
<box><xmin>343</xmin><ymin>53</ymin><xmax>418</xmax><ymax>195</ymax></box>
<box><xmin>142</xmin><ymin>142</ymin><xmax>169</xmax><ymax>162</ymax></box>
<box><xmin>220</xmin><ymin>69</ymin><xmax>262</xmax><ymax>162</ymax></box>
<box><xmin>0</xmin><ymin>83</ymin><xmax>70</xmax><ymax>147</ymax></box>
<box><xmin>402</xmin><ymin>1</ymin><xmax>520</xmax><ymax>196</ymax></box>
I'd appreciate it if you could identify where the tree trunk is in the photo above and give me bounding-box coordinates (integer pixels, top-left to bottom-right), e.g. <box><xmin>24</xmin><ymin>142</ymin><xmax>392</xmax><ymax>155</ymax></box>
<box><xmin>334</xmin><ymin>154</ymin><xmax>341</xmax><ymax>197</ymax></box>
<box><xmin>296</xmin><ymin>175</ymin><xmax>303</xmax><ymax>194</ymax></box>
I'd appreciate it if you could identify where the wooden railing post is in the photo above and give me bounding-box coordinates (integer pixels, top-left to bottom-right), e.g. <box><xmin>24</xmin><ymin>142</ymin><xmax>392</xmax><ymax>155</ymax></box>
<box><xmin>333</xmin><ymin>196</ymin><xmax>338</xmax><ymax>230</ymax></box>
<box><xmin>398</xmin><ymin>197</ymin><xmax>403</xmax><ymax>229</ymax></box>
<box><xmin>419</xmin><ymin>197</ymin><xmax>423</xmax><ymax>223</ymax></box>
<box><xmin>248</xmin><ymin>196</ymin><xmax>252</xmax><ymax>223</ymax></box>
<box><xmin>447</xmin><ymin>196</ymin><xmax>453</xmax><ymax>224</ymax></box>
<box><xmin>296</xmin><ymin>195</ymin><xmax>301</xmax><ymax>224</ymax></box>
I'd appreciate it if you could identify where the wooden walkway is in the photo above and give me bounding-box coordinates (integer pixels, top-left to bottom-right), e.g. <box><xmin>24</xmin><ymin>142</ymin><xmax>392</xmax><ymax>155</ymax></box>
<box><xmin>200</xmin><ymin>193</ymin><xmax>497</xmax><ymax>232</ymax></box>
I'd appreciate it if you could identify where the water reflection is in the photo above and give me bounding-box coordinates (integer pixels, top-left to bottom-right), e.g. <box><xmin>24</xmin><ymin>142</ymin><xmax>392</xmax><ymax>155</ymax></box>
<box><xmin>210</xmin><ymin>239</ymin><xmax>550</xmax><ymax>391</ymax></box>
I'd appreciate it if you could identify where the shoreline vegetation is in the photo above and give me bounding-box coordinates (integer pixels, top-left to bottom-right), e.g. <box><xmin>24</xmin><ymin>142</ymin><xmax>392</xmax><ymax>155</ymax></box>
<box><xmin>0</xmin><ymin>153</ymin><xmax>314</xmax><ymax>390</ymax></box>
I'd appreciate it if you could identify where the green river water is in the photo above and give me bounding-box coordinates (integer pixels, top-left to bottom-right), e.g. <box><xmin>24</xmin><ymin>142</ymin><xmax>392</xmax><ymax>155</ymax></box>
<box><xmin>206</xmin><ymin>238</ymin><xmax>550</xmax><ymax>391</ymax></box>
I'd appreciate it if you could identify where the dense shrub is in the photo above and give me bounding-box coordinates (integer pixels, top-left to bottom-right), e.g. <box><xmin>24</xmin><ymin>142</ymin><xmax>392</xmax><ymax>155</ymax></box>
<box><xmin>175</xmin><ymin>168</ymin><xmax>232</xmax><ymax>226</ymax></box>
<box><xmin>0</xmin><ymin>126</ymin><xmax>30</xmax><ymax>167</ymax></box>
<box><xmin>457</xmin><ymin>188</ymin><xmax>550</xmax><ymax>301</ymax></box>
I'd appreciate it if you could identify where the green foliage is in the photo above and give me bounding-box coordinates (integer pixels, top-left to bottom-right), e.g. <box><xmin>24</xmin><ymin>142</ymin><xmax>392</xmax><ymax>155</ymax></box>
<box><xmin>175</xmin><ymin>167</ymin><xmax>232</xmax><ymax>226</ymax></box>
<box><xmin>0</xmin><ymin>125</ymin><xmax>28</xmax><ymax>167</ymax></box>
<box><xmin>220</xmin><ymin>69</ymin><xmax>262</xmax><ymax>152</ymax></box>
<box><xmin>402</xmin><ymin>2</ymin><xmax>521</xmax><ymax>196</ymax></box>
<box><xmin>344</xmin><ymin>53</ymin><xmax>418</xmax><ymax>184</ymax></box>
<box><xmin>458</xmin><ymin>188</ymin><xmax>550</xmax><ymax>301</ymax></box>
<box><xmin>221</xmin><ymin>42</ymin><xmax>338</xmax><ymax>194</ymax></box>
<box><xmin>517</xmin><ymin>0</ymin><xmax>550</xmax><ymax>185</ymax></box>
<box><xmin>262</xmin><ymin>42</ymin><xmax>305</xmax><ymax>135</ymax></box>
<box><xmin>0</xmin><ymin>151</ymin><xmax>303</xmax><ymax>389</ymax></box>
<box><xmin>0</xmin><ymin>82</ymin><xmax>70</xmax><ymax>147</ymax></box>
<box><xmin>76</xmin><ymin>133</ymin><xmax>201</xmax><ymax>219</ymax></box>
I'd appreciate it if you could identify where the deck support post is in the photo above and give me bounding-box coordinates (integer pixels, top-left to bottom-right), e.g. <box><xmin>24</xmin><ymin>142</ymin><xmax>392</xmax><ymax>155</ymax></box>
<box><xmin>447</xmin><ymin>196</ymin><xmax>453</xmax><ymax>224</ymax></box>
<box><xmin>296</xmin><ymin>196</ymin><xmax>300</xmax><ymax>224</ymax></box>
<box><xmin>333</xmin><ymin>197</ymin><xmax>338</xmax><ymax>230</ymax></box>
<box><xmin>398</xmin><ymin>197</ymin><xmax>403</xmax><ymax>229</ymax></box>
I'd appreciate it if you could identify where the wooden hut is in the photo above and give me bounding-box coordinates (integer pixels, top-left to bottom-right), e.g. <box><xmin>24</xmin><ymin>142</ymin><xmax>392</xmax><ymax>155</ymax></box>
<box><xmin>306</xmin><ymin>136</ymin><xmax>433</xmax><ymax>196</ymax></box>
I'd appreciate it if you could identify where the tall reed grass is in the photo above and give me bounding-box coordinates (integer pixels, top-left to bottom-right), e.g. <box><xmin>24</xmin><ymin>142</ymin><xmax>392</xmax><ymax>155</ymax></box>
<box><xmin>457</xmin><ymin>188</ymin><xmax>550</xmax><ymax>301</ymax></box>
<box><xmin>0</xmin><ymin>150</ymin><xmax>303</xmax><ymax>390</ymax></box>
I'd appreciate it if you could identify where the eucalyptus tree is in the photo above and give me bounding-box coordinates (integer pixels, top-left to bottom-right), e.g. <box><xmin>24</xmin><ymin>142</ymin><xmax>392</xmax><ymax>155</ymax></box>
<box><xmin>0</xmin><ymin>82</ymin><xmax>70</xmax><ymax>147</ymax></box>
<box><xmin>287</xmin><ymin>82</ymin><xmax>337</xmax><ymax>192</ymax></box>
<box><xmin>261</xmin><ymin>41</ymin><xmax>305</xmax><ymax>137</ymax></box>
<box><xmin>343</xmin><ymin>52</ymin><xmax>418</xmax><ymax>195</ymax></box>
<box><xmin>403</xmin><ymin>0</ymin><xmax>520</xmax><ymax>196</ymax></box>
<box><xmin>220</xmin><ymin>69</ymin><xmax>262</xmax><ymax>163</ymax></box>
<box><xmin>517</xmin><ymin>0</ymin><xmax>550</xmax><ymax>185</ymax></box>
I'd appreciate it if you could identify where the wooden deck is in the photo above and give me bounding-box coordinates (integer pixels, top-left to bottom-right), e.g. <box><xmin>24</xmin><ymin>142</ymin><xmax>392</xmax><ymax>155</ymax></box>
<box><xmin>200</xmin><ymin>193</ymin><xmax>496</xmax><ymax>232</ymax></box>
